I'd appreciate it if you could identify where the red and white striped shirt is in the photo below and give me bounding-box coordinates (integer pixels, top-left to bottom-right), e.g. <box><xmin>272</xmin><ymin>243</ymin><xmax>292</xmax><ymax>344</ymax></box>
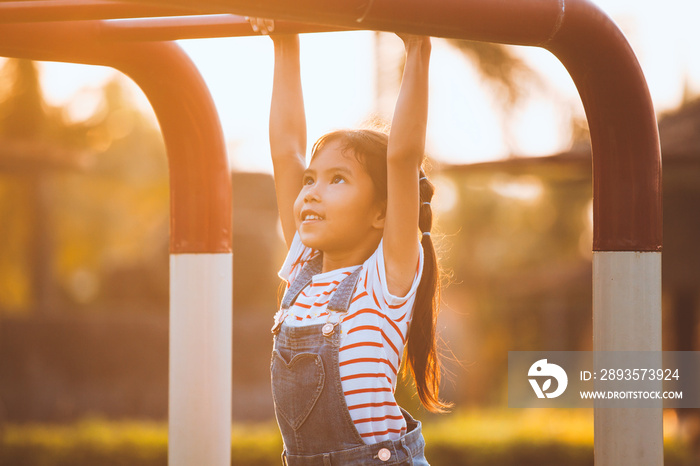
<box><xmin>278</xmin><ymin>233</ymin><xmax>424</xmax><ymax>444</ymax></box>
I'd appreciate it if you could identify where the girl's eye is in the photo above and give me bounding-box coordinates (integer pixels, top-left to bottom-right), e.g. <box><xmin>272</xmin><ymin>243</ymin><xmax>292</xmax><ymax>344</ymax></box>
<box><xmin>303</xmin><ymin>176</ymin><xmax>314</xmax><ymax>186</ymax></box>
<box><xmin>331</xmin><ymin>175</ymin><xmax>346</xmax><ymax>184</ymax></box>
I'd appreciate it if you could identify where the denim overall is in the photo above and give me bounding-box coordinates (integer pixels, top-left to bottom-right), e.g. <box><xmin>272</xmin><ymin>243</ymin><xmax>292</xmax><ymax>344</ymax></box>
<box><xmin>271</xmin><ymin>256</ymin><xmax>429</xmax><ymax>465</ymax></box>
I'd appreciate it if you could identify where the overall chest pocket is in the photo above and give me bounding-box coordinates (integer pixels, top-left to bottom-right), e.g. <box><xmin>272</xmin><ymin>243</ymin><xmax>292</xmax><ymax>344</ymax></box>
<box><xmin>271</xmin><ymin>350</ymin><xmax>325</xmax><ymax>431</ymax></box>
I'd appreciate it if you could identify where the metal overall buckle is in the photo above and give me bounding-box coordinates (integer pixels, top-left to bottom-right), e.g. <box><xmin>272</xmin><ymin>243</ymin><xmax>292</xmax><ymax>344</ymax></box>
<box><xmin>321</xmin><ymin>310</ymin><xmax>348</xmax><ymax>337</ymax></box>
<box><xmin>321</xmin><ymin>322</ymin><xmax>335</xmax><ymax>337</ymax></box>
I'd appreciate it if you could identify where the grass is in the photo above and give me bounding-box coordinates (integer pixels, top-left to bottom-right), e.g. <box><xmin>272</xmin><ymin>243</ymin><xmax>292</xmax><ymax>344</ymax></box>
<box><xmin>423</xmin><ymin>408</ymin><xmax>594</xmax><ymax>445</ymax></box>
<box><xmin>1</xmin><ymin>418</ymin><xmax>169</xmax><ymax>466</ymax></box>
<box><xmin>1</xmin><ymin>409</ymin><xmax>696</xmax><ymax>465</ymax></box>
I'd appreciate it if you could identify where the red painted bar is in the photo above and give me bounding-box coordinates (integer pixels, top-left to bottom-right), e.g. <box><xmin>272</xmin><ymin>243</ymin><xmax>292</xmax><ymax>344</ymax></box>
<box><xmin>122</xmin><ymin>0</ymin><xmax>661</xmax><ymax>251</ymax></box>
<box><xmin>0</xmin><ymin>0</ymin><xmax>202</xmax><ymax>23</ymax></box>
<box><xmin>0</xmin><ymin>20</ymin><xmax>232</xmax><ymax>254</ymax></box>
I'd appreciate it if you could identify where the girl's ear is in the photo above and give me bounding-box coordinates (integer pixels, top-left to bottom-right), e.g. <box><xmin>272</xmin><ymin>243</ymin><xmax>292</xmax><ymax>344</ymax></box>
<box><xmin>372</xmin><ymin>201</ymin><xmax>387</xmax><ymax>229</ymax></box>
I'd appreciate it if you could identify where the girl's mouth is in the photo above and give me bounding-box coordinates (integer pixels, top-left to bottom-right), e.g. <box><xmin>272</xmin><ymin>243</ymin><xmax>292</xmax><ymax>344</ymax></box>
<box><xmin>301</xmin><ymin>209</ymin><xmax>324</xmax><ymax>222</ymax></box>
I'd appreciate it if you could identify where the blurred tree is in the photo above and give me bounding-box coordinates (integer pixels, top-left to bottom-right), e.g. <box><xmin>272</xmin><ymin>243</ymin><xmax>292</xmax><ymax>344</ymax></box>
<box><xmin>430</xmin><ymin>157</ymin><xmax>593</xmax><ymax>407</ymax></box>
<box><xmin>0</xmin><ymin>58</ymin><xmax>72</xmax><ymax>314</ymax></box>
<box><xmin>0</xmin><ymin>59</ymin><xmax>169</xmax><ymax>315</ymax></box>
<box><xmin>52</xmin><ymin>78</ymin><xmax>170</xmax><ymax>313</ymax></box>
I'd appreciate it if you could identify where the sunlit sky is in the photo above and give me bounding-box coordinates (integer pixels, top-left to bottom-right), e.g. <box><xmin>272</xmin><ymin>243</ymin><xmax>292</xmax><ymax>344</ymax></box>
<box><xmin>34</xmin><ymin>0</ymin><xmax>700</xmax><ymax>173</ymax></box>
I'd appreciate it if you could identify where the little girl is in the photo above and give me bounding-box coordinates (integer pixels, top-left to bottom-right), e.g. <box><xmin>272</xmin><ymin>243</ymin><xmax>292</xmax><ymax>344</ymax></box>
<box><xmin>251</xmin><ymin>17</ymin><xmax>448</xmax><ymax>465</ymax></box>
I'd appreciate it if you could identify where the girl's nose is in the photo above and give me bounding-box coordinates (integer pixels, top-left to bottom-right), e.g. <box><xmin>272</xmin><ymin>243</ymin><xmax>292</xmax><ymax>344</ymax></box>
<box><xmin>304</xmin><ymin>185</ymin><xmax>321</xmax><ymax>202</ymax></box>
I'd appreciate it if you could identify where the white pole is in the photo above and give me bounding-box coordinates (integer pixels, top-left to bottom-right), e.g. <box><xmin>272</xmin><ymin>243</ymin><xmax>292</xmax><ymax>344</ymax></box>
<box><xmin>169</xmin><ymin>253</ymin><xmax>232</xmax><ymax>466</ymax></box>
<box><xmin>593</xmin><ymin>251</ymin><xmax>663</xmax><ymax>465</ymax></box>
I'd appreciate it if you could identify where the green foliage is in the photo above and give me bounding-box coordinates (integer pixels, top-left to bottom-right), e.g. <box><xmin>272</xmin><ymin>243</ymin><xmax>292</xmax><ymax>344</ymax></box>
<box><xmin>1</xmin><ymin>410</ymin><xmax>695</xmax><ymax>466</ymax></box>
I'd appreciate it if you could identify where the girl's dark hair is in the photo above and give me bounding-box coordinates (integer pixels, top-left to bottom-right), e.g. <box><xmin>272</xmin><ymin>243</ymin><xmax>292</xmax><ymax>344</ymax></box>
<box><xmin>311</xmin><ymin>129</ymin><xmax>450</xmax><ymax>413</ymax></box>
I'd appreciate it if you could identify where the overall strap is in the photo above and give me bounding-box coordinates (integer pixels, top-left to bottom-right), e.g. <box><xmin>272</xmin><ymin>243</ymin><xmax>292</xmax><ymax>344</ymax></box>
<box><xmin>280</xmin><ymin>255</ymin><xmax>323</xmax><ymax>310</ymax></box>
<box><xmin>327</xmin><ymin>265</ymin><xmax>363</xmax><ymax>313</ymax></box>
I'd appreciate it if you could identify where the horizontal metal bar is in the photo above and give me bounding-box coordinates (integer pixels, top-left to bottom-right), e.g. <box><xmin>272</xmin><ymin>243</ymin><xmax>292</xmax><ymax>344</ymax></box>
<box><xmin>99</xmin><ymin>14</ymin><xmax>349</xmax><ymax>41</ymax></box>
<box><xmin>114</xmin><ymin>0</ymin><xmax>565</xmax><ymax>46</ymax></box>
<box><xmin>0</xmin><ymin>0</ymin><xmax>203</xmax><ymax>23</ymax></box>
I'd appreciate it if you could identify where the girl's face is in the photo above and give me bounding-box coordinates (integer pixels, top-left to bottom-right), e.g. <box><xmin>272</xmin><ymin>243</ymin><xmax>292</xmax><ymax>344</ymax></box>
<box><xmin>293</xmin><ymin>139</ymin><xmax>385</xmax><ymax>257</ymax></box>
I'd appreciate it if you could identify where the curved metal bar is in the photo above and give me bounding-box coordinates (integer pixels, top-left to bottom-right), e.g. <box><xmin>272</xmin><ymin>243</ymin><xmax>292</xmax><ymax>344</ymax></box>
<box><xmin>545</xmin><ymin>0</ymin><xmax>662</xmax><ymax>251</ymax></box>
<box><xmin>0</xmin><ymin>20</ymin><xmax>232</xmax><ymax>254</ymax></box>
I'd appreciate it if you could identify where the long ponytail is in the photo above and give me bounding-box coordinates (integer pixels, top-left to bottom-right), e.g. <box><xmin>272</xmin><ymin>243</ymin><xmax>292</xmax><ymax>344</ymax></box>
<box><xmin>403</xmin><ymin>170</ymin><xmax>451</xmax><ymax>413</ymax></box>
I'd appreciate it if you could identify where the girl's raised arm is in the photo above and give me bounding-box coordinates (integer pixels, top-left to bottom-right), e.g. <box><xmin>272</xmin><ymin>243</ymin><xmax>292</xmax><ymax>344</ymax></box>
<box><xmin>264</xmin><ymin>24</ymin><xmax>307</xmax><ymax>248</ymax></box>
<box><xmin>383</xmin><ymin>35</ymin><xmax>431</xmax><ymax>296</ymax></box>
